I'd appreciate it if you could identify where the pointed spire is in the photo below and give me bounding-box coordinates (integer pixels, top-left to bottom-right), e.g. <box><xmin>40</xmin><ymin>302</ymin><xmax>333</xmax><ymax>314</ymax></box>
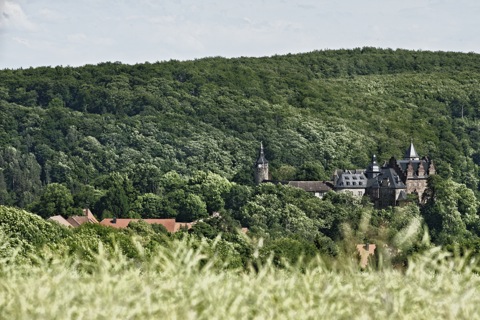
<box><xmin>256</xmin><ymin>142</ymin><xmax>268</xmax><ymax>165</ymax></box>
<box><xmin>404</xmin><ymin>141</ymin><xmax>420</xmax><ymax>160</ymax></box>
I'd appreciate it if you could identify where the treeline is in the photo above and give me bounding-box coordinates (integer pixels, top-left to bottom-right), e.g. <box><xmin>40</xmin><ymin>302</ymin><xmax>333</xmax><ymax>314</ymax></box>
<box><xmin>2</xmin><ymin>170</ymin><xmax>479</xmax><ymax>270</ymax></box>
<box><xmin>2</xmin><ymin>48</ymin><xmax>480</xmax><ymax>257</ymax></box>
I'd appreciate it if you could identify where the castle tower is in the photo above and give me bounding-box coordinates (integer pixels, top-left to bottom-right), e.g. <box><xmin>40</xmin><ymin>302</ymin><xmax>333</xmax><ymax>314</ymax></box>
<box><xmin>404</xmin><ymin>141</ymin><xmax>420</xmax><ymax>160</ymax></box>
<box><xmin>254</xmin><ymin>142</ymin><xmax>269</xmax><ymax>184</ymax></box>
<box><xmin>365</xmin><ymin>154</ymin><xmax>381</xmax><ymax>179</ymax></box>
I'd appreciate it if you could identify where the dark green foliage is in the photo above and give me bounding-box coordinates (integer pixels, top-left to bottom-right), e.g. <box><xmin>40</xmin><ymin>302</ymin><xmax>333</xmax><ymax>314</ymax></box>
<box><xmin>132</xmin><ymin>193</ymin><xmax>173</xmax><ymax>219</ymax></box>
<box><xmin>2</xmin><ymin>48</ymin><xmax>480</xmax><ymax>259</ymax></box>
<box><xmin>261</xmin><ymin>237</ymin><xmax>318</xmax><ymax>267</ymax></box>
<box><xmin>0</xmin><ymin>205</ymin><xmax>71</xmax><ymax>255</ymax></box>
<box><xmin>2</xmin><ymin>49</ymin><xmax>480</xmax><ymax>197</ymax></box>
<box><xmin>421</xmin><ymin>175</ymin><xmax>479</xmax><ymax>246</ymax></box>
<box><xmin>96</xmin><ymin>173</ymin><xmax>138</xmax><ymax>218</ymax></box>
<box><xmin>28</xmin><ymin>183</ymin><xmax>79</xmax><ymax>218</ymax></box>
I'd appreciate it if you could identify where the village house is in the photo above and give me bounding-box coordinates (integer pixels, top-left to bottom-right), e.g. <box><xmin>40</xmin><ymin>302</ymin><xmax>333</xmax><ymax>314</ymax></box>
<box><xmin>48</xmin><ymin>209</ymin><xmax>193</xmax><ymax>232</ymax></box>
<box><xmin>99</xmin><ymin>218</ymin><xmax>193</xmax><ymax>232</ymax></box>
<box><xmin>48</xmin><ymin>208</ymin><xmax>99</xmax><ymax>227</ymax></box>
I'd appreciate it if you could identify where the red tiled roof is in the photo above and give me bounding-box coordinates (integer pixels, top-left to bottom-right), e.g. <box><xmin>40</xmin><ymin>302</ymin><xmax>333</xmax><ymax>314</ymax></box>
<box><xmin>99</xmin><ymin>218</ymin><xmax>191</xmax><ymax>233</ymax></box>
<box><xmin>99</xmin><ymin>218</ymin><xmax>133</xmax><ymax>229</ymax></box>
<box><xmin>145</xmin><ymin>219</ymin><xmax>176</xmax><ymax>232</ymax></box>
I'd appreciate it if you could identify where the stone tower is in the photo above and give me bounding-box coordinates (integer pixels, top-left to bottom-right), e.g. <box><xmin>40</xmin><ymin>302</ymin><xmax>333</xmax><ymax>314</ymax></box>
<box><xmin>254</xmin><ymin>142</ymin><xmax>269</xmax><ymax>184</ymax></box>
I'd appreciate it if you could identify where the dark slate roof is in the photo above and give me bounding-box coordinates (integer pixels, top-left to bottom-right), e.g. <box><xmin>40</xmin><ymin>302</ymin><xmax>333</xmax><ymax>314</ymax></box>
<box><xmin>370</xmin><ymin>168</ymin><xmax>406</xmax><ymax>189</ymax></box>
<box><xmin>255</xmin><ymin>142</ymin><xmax>268</xmax><ymax>165</ymax></box>
<box><xmin>288</xmin><ymin>181</ymin><xmax>333</xmax><ymax>192</ymax></box>
<box><xmin>334</xmin><ymin>170</ymin><xmax>368</xmax><ymax>189</ymax></box>
<box><xmin>404</xmin><ymin>142</ymin><xmax>420</xmax><ymax>160</ymax></box>
<box><xmin>396</xmin><ymin>159</ymin><xmax>429</xmax><ymax>175</ymax></box>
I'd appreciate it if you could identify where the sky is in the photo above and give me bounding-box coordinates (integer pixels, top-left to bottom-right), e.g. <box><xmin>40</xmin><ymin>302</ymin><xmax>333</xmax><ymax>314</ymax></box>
<box><xmin>0</xmin><ymin>0</ymin><xmax>479</xmax><ymax>69</ymax></box>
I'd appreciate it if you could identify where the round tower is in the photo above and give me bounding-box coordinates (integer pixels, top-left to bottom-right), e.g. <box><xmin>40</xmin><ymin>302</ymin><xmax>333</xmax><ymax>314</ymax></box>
<box><xmin>254</xmin><ymin>142</ymin><xmax>269</xmax><ymax>184</ymax></box>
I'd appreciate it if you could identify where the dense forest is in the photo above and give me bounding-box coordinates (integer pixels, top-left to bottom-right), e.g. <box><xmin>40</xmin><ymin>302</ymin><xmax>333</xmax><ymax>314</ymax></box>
<box><xmin>2</xmin><ymin>48</ymin><xmax>480</xmax><ymax>263</ymax></box>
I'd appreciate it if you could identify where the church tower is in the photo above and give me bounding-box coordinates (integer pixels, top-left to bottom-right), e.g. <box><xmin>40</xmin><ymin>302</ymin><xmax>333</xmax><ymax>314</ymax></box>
<box><xmin>254</xmin><ymin>142</ymin><xmax>269</xmax><ymax>184</ymax></box>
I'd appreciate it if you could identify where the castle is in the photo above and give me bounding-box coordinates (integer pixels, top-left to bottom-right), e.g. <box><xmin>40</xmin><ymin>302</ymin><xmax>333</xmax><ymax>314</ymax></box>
<box><xmin>254</xmin><ymin>142</ymin><xmax>435</xmax><ymax>208</ymax></box>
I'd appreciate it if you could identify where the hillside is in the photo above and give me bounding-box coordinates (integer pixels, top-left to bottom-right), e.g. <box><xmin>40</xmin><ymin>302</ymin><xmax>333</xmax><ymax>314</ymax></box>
<box><xmin>2</xmin><ymin>47</ymin><xmax>480</xmax><ymax>255</ymax></box>
<box><xmin>2</xmin><ymin>48</ymin><xmax>480</xmax><ymax>204</ymax></box>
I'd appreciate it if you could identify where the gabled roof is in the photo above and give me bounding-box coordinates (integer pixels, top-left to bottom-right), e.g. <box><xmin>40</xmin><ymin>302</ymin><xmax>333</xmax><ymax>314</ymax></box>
<box><xmin>66</xmin><ymin>209</ymin><xmax>99</xmax><ymax>227</ymax></box>
<box><xmin>370</xmin><ymin>168</ymin><xmax>406</xmax><ymax>189</ymax></box>
<box><xmin>83</xmin><ymin>208</ymin><xmax>99</xmax><ymax>224</ymax></box>
<box><xmin>48</xmin><ymin>215</ymin><xmax>73</xmax><ymax>227</ymax></box>
<box><xmin>334</xmin><ymin>170</ymin><xmax>368</xmax><ymax>189</ymax></box>
<box><xmin>287</xmin><ymin>181</ymin><xmax>333</xmax><ymax>193</ymax></box>
<box><xmin>67</xmin><ymin>216</ymin><xmax>89</xmax><ymax>227</ymax></box>
<box><xmin>396</xmin><ymin>159</ymin><xmax>429</xmax><ymax>175</ymax></box>
<box><xmin>404</xmin><ymin>142</ymin><xmax>420</xmax><ymax>160</ymax></box>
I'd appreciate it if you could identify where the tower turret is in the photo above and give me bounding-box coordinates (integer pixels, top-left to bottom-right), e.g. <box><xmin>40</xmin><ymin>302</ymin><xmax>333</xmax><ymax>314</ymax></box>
<box><xmin>366</xmin><ymin>154</ymin><xmax>381</xmax><ymax>178</ymax></box>
<box><xmin>404</xmin><ymin>141</ymin><xmax>420</xmax><ymax>160</ymax></box>
<box><xmin>254</xmin><ymin>142</ymin><xmax>269</xmax><ymax>184</ymax></box>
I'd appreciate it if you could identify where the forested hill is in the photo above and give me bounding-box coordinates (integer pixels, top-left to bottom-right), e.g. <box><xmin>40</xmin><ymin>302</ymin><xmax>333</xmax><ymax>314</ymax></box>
<box><xmin>1</xmin><ymin>48</ymin><xmax>480</xmax><ymax>208</ymax></box>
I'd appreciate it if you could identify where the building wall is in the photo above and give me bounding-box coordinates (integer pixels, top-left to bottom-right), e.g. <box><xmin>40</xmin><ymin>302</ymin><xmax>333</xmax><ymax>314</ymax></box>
<box><xmin>337</xmin><ymin>188</ymin><xmax>366</xmax><ymax>197</ymax></box>
<box><xmin>405</xmin><ymin>178</ymin><xmax>428</xmax><ymax>201</ymax></box>
<box><xmin>378</xmin><ymin>188</ymin><xmax>398</xmax><ymax>208</ymax></box>
<box><xmin>255</xmin><ymin>163</ymin><xmax>269</xmax><ymax>185</ymax></box>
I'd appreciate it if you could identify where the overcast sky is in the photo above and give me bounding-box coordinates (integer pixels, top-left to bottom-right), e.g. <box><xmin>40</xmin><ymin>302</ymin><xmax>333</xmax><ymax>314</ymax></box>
<box><xmin>1</xmin><ymin>0</ymin><xmax>479</xmax><ymax>69</ymax></box>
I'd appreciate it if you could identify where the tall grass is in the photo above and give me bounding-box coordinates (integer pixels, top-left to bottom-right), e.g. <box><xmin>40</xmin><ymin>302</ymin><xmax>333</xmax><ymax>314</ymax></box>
<box><xmin>0</xmin><ymin>233</ymin><xmax>479</xmax><ymax>320</ymax></box>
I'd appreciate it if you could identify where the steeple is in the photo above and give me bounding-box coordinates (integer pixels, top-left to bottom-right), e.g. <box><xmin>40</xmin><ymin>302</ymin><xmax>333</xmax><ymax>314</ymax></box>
<box><xmin>254</xmin><ymin>142</ymin><xmax>269</xmax><ymax>184</ymax></box>
<box><xmin>404</xmin><ymin>141</ymin><xmax>420</xmax><ymax>160</ymax></box>
<box><xmin>256</xmin><ymin>142</ymin><xmax>268</xmax><ymax>165</ymax></box>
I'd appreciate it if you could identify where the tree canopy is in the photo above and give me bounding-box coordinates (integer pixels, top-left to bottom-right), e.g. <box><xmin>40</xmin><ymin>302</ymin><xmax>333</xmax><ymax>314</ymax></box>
<box><xmin>2</xmin><ymin>48</ymin><xmax>480</xmax><ymax>255</ymax></box>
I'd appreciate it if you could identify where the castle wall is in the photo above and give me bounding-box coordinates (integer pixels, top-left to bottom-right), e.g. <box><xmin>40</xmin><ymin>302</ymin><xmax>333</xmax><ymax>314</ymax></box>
<box><xmin>405</xmin><ymin>178</ymin><xmax>428</xmax><ymax>202</ymax></box>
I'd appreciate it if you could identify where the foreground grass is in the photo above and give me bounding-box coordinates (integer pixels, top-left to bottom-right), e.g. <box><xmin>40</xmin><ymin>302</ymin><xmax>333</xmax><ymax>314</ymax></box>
<box><xmin>0</xmin><ymin>239</ymin><xmax>479</xmax><ymax>320</ymax></box>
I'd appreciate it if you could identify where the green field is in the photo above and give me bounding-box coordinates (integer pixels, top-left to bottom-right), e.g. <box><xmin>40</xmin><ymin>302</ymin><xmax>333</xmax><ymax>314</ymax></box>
<box><xmin>1</xmin><ymin>234</ymin><xmax>478</xmax><ymax>320</ymax></box>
